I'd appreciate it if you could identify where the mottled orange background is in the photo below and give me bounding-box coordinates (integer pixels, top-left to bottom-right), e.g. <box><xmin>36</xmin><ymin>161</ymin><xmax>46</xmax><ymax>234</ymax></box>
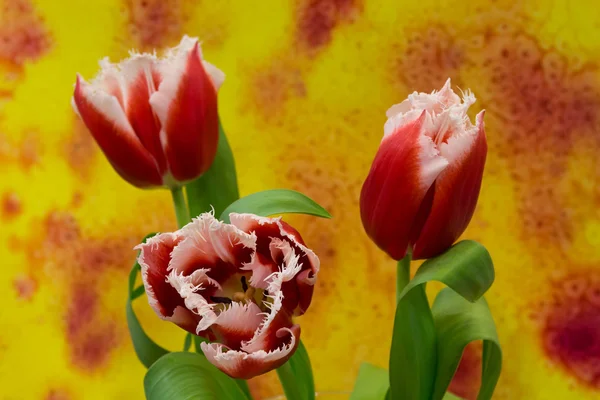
<box><xmin>1</xmin><ymin>0</ymin><xmax>600</xmax><ymax>399</ymax></box>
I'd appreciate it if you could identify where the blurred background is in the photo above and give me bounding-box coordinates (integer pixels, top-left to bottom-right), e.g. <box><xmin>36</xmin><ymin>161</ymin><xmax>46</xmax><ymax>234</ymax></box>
<box><xmin>1</xmin><ymin>0</ymin><xmax>599</xmax><ymax>399</ymax></box>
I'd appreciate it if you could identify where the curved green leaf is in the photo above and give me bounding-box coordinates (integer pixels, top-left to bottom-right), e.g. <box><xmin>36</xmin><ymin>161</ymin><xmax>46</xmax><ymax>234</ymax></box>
<box><xmin>235</xmin><ymin>379</ymin><xmax>252</xmax><ymax>399</ymax></box>
<box><xmin>220</xmin><ymin>189</ymin><xmax>331</xmax><ymax>223</ymax></box>
<box><xmin>431</xmin><ymin>288</ymin><xmax>502</xmax><ymax>400</ymax></box>
<box><xmin>126</xmin><ymin>293</ymin><xmax>169</xmax><ymax>369</ymax></box>
<box><xmin>131</xmin><ymin>284</ymin><xmax>145</xmax><ymax>300</ymax></box>
<box><xmin>398</xmin><ymin>241</ymin><xmax>494</xmax><ymax>303</ymax></box>
<box><xmin>186</xmin><ymin>334</ymin><xmax>252</xmax><ymax>398</ymax></box>
<box><xmin>389</xmin><ymin>241</ymin><xmax>495</xmax><ymax>400</ymax></box>
<box><xmin>443</xmin><ymin>393</ymin><xmax>464</xmax><ymax>400</ymax></box>
<box><xmin>389</xmin><ymin>284</ymin><xmax>436</xmax><ymax>400</ymax></box>
<box><xmin>144</xmin><ymin>352</ymin><xmax>249</xmax><ymax>400</ymax></box>
<box><xmin>183</xmin><ymin>333</ymin><xmax>192</xmax><ymax>352</ymax></box>
<box><xmin>276</xmin><ymin>340</ymin><xmax>315</xmax><ymax>400</ymax></box>
<box><xmin>126</xmin><ymin>233</ymin><xmax>169</xmax><ymax>369</ymax></box>
<box><xmin>186</xmin><ymin>119</ymin><xmax>240</xmax><ymax>218</ymax></box>
<box><xmin>350</xmin><ymin>363</ymin><xmax>389</xmax><ymax>400</ymax></box>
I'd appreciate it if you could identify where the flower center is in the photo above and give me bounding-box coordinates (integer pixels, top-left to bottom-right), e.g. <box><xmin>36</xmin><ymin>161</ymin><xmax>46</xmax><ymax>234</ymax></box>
<box><xmin>209</xmin><ymin>275</ymin><xmax>269</xmax><ymax>311</ymax></box>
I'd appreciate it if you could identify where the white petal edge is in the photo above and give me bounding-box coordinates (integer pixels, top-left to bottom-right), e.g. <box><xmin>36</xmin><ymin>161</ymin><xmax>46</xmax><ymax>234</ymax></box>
<box><xmin>135</xmin><ymin>232</ymin><xmax>182</xmax><ymax>321</ymax></box>
<box><xmin>229</xmin><ymin>213</ymin><xmax>320</xmax><ymax>288</ymax></box>
<box><xmin>167</xmin><ymin>270</ymin><xmax>218</xmax><ymax>333</ymax></box>
<box><xmin>169</xmin><ymin>212</ymin><xmax>256</xmax><ymax>275</ymax></box>
<box><xmin>201</xmin><ymin>326</ymin><xmax>297</xmax><ymax>374</ymax></box>
<box><xmin>438</xmin><ymin>110</ymin><xmax>485</xmax><ymax>164</ymax></box>
<box><xmin>203</xmin><ymin>60</ymin><xmax>225</xmax><ymax>90</ymax></box>
<box><xmin>241</xmin><ymin>240</ymin><xmax>302</xmax><ymax>353</ymax></box>
<box><xmin>211</xmin><ymin>301</ymin><xmax>264</xmax><ymax>334</ymax></box>
<box><xmin>384</xmin><ymin>78</ymin><xmax>475</xmax><ymax>140</ymax></box>
<box><xmin>417</xmin><ymin>129</ymin><xmax>450</xmax><ymax>191</ymax></box>
<box><xmin>74</xmin><ymin>76</ymin><xmax>139</xmax><ymax>141</ymax></box>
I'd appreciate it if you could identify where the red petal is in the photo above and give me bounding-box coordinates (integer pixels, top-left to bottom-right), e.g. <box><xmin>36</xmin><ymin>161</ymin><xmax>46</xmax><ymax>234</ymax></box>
<box><xmin>73</xmin><ymin>75</ymin><xmax>163</xmax><ymax>187</ymax></box>
<box><xmin>360</xmin><ymin>112</ymin><xmax>448</xmax><ymax>260</ymax></box>
<box><xmin>209</xmin><ymin>302</ymin><xmax>263</xmax><ymax>351</ymax></box>
<box><xmin>242</xmin><ymin>308</ymin><xmax>294</xmax><ymax>354</ymax></box>
<box><xmin>412</xmin><ymin>111</ymin><xmax>487</xmax><ymax>259</ymax></box>
<box><xmin>150</xmin><ymin>42</ymin><xmax>219</xmax><ymax>183</ymax></box>
<box><xmin>122</xmin><ymin>58</ymin><xmax>167</xmax><ymax>175</ymax></box>
<box><xmin>201</xmin><ymin>325</ymin><xmax>300</xmax><ymax>379</ymax></box>
<box><xmin>169</xmin><ymin>214</ymin><xmax>255</xmax><ymax>285</ymax></box>
<box><xmin>231</xmin><ymin>214</ymin><xmax>320</xmax><ymax>315</ymax></box>
<box><xmin>136</xmin><ymin>233</ymin><xmax>200</xmax><ymax>333</ymax></box>
<box><xmin>296</xmin><ymin>269</ymin><xmax>316</xmax><ymax>315</ymax></box>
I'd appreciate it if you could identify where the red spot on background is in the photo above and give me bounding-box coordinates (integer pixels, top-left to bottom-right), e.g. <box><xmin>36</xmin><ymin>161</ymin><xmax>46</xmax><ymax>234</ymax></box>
<box><xmin>393</xmin><ymin>20</ymin><xmax>600</xmax><ymax>254</ymax></box>
<box><xmin>22</xmin><ymin>211</ymin><xmax>144</xmax><ymax>372</ymax></box>
<box><xmin>476</xmin><ymin>33</ymin><xmax>600</xmax><ymax>249</ymax></box>
<box><xmin>64</xmin><ymin>119</ymin><xmax>97</xmax><ymax>179</ymax></box>
<box><xmin>13</xmin><ymin>274</ymin><xmax>37</xmax><ymax>300</ymax></box>
<box><xmin>448</xmin><ymin>341</ymin><xmax>483</xmax><ymax>400</ymax></box>
<box><xmin>45</xmin><ymin>388</ymin><xmax>71</xmax><ymax>400</ymax></box>
<box><xmin>0</xmin><ymin>0</ymin><xmax>51</xmax><ymax>66</ymax></box>
<box><xmin>66</xmin><ymin>285</ymin><xmax>118</xmax><ymax>372</ymax></box>
<box><xmin>0</xmin><ymin>132</ymin><xmax>43</xmax><ymax>170</ymax></box>
<box><xmin>19</xmin><ymin>131</ymin><xmax>42</xmax><ymax>170</ymax></box>
<box><xmin>124</xmin><ymin>0</ymin><xmax>187</xmax><ymax>50</ymax></box>
<box><xmin>396</xmin><ymin>26</ymin><xmax>464</xmax><ymax>92</ymax></box>
<box><xmin>540</xmin><ymin>271</ymin><xmax>600</xmax><ymax>389</ymax></box>
<box><xmin>248</xmin><ymin>57</ymin><xmax>306</xmax><ymax>120</ymax></box>
<box><xmin>295</xmin><ymin>0</ymin><xmax>362</xmax><ymax>52</ymax></box>
<box><xmin>2</xmin><ymin>191</ymin><xmax>22</xmax><ymax>219</ymax></box>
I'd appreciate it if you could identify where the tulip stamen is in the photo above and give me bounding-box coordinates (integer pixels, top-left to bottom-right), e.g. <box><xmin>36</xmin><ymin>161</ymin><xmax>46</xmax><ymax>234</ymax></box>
<box><xmin>232</xmin><ymin>285</ymin><xmax>257</xmax><ymax>303</ymax></box>
<box><xmin>210</xmin><ymin>296</ymin><xmax>232</xmax><ymax>304</ymax></box>
<box><xmin>241</xmin><ymin>276</ymin><xmax>248</xmax><ymax>292</ymax></box>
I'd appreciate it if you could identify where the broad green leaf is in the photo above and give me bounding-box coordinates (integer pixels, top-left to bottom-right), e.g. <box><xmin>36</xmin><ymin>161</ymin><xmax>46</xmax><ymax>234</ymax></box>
<box><xmin>220</xmin><ymin>189</ymin><xmax>331</xmax><ymax>223</ymax></box>
<box><xmin>349</xmin><ymin>363</ymin><xmax>389</xmax><ymax>400</ymax></box>
<box><xmin>144</xmin><ymin>352</ymin><xmax>249</xmax><ymax>400</ymax></box>
<box><xmin>186</xmin><ymin>119</ymin><xmax>240</xmax><ymax>218</ymax></box>
<box><xmin>235</xmin><ymin>379</ymin><xmax>252</xmax><ymax>399</ymax></box>
<box><xmin>389</xmin><ymin>285</ymin><xmax>436</xmax><ymax>400</ymax></box>
<box><xmin>183</xmin><ymin>333</ymin><xmax>192</xmax><ymax>352</ymax></box>
<box><xmin>276</xmin><ymin>340</ymin><xmax>315</xmax><ymax>400</ymax></box>
<box><xmin>431</xmin><ymin>288</ymin><xmax>502</xmax><ymax>400</ymax></box>
<box><xmin>126</xmin><ymin>233</ymin><xmax>169</xmax><ymax>369</ymax></box>
<box><xmin>398</xmin><ymin>241</ymin><xmax>494</xmax><ymax>303</ymax></box>
<box><xmin>131</xmin><ymin>284</ymin><xmax>145</xmax><ymax>300</ymax></box>
<box><xmin>443</xmin><ymin>393</ymin><xmax>464</xmax><ymax>400</ymax></box>
<box><xmin>126</xmin><ymin>293</ymin><xmax>169</xmax><ymax>369</ymax></box>
<box><xmin>190</xmin><ymin>336</ymin><xmax>251</xmax><ymax>398</ymax></box>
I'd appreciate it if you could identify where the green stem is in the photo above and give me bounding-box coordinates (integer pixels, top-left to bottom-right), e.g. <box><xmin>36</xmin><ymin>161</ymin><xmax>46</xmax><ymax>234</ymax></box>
<box><xmin>234</xmin><ymin>379</ymin><xmax>252</xmax><ymax>399</ymax></box>
<box><xmin>396</xmin><ymin>252</ymin><xmax>412</xmax><ymax>303</ymax></box>
<box><xmin>276</xmin><ymin>361</ymin><xmax>303</xmax><ymax>400</ymax></box>
<box><xmin>170</xmin><ymin>186</ymin><xmax>190</xmax><ymax>228</ymax></box>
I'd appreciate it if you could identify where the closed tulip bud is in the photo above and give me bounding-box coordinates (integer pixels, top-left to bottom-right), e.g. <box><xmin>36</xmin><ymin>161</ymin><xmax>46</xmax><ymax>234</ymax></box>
<box><xmin>360</xmin><ymin>79</ymin><xmax>487</xmax><ymax>260</ymax></box>
<box><xmin>72</xmin><ymin>36</ymin><xmax>224</xmax><ymax>188</ymax></box>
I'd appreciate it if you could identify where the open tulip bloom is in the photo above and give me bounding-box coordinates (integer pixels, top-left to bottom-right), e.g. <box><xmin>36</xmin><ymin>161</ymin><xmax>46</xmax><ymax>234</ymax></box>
<box><xmin>136</xmin><ymin>212</ymin><xmax>319</xmax><ymax>379</ymax></box>
<box><xmin>73</xmin><ymin>37</ymin><xmax>501</xmax><ymax>400</ymax></box>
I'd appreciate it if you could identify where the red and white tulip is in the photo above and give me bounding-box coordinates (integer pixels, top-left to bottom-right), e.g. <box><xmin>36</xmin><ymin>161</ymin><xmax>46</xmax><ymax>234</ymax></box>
<box><xmin>360</xmin><ymin>79</ymin><xmax>487</xmax><ymax>260</ymax></box>
<box><xmin>135</xmin><ymin>212</ymin><xmax>319</xmax><ymax>379</ymax></box>
<box><xmin>72</xmin><ymin>36</ymin><xmax>224</xmax><ymax>188</ymax></box>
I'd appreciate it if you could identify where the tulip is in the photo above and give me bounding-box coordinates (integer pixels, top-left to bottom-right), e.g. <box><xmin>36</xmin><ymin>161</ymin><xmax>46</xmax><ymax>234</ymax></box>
<box><xmin>135</xmin><ymin>212</ymin><xmax>320</xmax><ymax>379</ymax></box>
<box><xmin>72</xmin><ymin>36</ymin><xmax>224</xmax><ymax>188</ymax></box>
<box><xmin>360</xmin><ymin>79</ymin><xmax>487</xmax><ymax>260</ymax></box>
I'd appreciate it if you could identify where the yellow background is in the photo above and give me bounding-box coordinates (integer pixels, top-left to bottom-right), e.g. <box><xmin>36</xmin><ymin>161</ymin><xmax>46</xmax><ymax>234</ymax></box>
<box><xmin>2</xmin><ymin>0</ymin><xmax>600</xmax><ymax>399</ymax></box>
